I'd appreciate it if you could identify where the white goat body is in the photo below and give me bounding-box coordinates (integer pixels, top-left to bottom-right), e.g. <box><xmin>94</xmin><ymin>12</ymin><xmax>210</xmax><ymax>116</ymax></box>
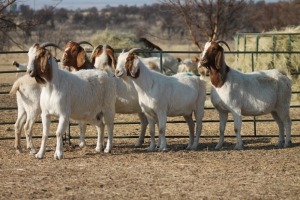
<box><xmin>115</xmin><ymin>50</ymin><xmax>206</xmax><ymax>151</ymax></box>
<box><xmin>9</xmin><ymin>74</ymin><xmax>42</xmax><ymax>154</ymax></box>
<box><xmin>90</xmin><ymin>45</ymin><xmax>148</xmax><ymax>146</ymax></box>
<box><xmin>27</xmin><ymin>43</ymin><xmax>116</xmax><ymax>159</ymax></box>
<box><xmin>200</xmin><ymin>41</ymin><xmax>292</xmax><ymax>149</ymax></box>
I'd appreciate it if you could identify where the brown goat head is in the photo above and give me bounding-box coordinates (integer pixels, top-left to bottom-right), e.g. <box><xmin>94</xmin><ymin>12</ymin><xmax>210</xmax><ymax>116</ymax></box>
<box><xmin>31</xmin><ymin>45</ymin><xmax>53</xmax><ymax>84</ymax></box>
<box><xmin>200</xmin><ymin>41</ymin><xmax>230</xmax><ymax>88</ymax></box>
<box><xmin>91</xmin><ymin>45</ymin><xmax>116</xmax><ymax>70</ymax></box>
<box><xmin>62</xmin><ymin>41</ymin><xmax>87</xmax><ymax>70</ymax></box>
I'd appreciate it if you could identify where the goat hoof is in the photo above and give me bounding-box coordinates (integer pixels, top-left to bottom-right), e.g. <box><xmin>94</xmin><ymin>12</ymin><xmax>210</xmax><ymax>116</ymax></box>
<box><xmin>215</xmin><ymin>144</ymin><xmax>223</xmax><ymax>150</ymax></box>
<box><xmin>191</xmin><ymin>143</ymin><xmax>199</xmax><ymax>150</ymax></box>
<box><xmin>35</xmin><ymin>152</ymin><xmax>44</xmax><ymax>159</ymax></box>
<box><xmin>159</xmin><ymin>147</ymin><xmax>168</xmax><ymax>152</ymax></box>
<box><xmin>15</xmin><ymin>148</ymin><xmax>22</xmax><ymax>154</ymax></box>
<box><xmin>134</xmin><ymin>142</ymin><xmax>143</xmax><ymax>148</ymax></box>
<box><xmin>54</xmin><ymin>151</ymin><xmax>63</xmax><ymax>160</ymax></box>
<box><xmin>234</xmin><ymin>144</ymin><xmax>244</xmax><ymax>150</ymax></box>
<box><xmin>276</xmin><ymin>141</ymin><xmax>284</xmax><ymax>148</ymax></box>
<box><xmin>95</xmin><ymin>147</ymin><xmax>102</xmax><ymax>153</ymax></box>
<box><xmin>284</xmin><ymin>141</ymin><xmax>292</xmax><ymax>148</ymax></box>
<box><xmin>29</xmin><ymin>149</ymin><xmax>37</xmax><ymax>155</ymax></box>
<box><xmin>104</xmin><ymin>148</ymin><xmax>111</xmax><ymax>153</ymax></box>
<box><xmin>146</xmin><ymin>146</ymin><xmax>156</xmax><ymax>152</ymax></box>
<box><xmin>79</xmin><ymin>142</ymin><xmax>86</xmax><ymax>148</ymax></box>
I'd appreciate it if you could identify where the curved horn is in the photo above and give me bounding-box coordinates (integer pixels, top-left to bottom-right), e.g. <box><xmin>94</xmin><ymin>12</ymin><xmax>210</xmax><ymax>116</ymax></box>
<box><xmin>78</xmin><ymin>41</ymin><xmax>94</xmax><ymax>48</ymax></box>
<box><xmin>128</xmin><ymin>48</ymin><xmax>143</xmax><ymax>54</ymax></box>
<box><xmin>40</xmin><ymin>42</ymin><xmax>61</xmax><ymax>50</ymax></box>
<box><xmin>216</xmin><ymin>40</ymin><xmax>231</xmax><ymax>52</ymax></box>
<box><xmin>90</xmin><ymin>44</ymin><xmax>103</xmax><ymax>59</ymax></box>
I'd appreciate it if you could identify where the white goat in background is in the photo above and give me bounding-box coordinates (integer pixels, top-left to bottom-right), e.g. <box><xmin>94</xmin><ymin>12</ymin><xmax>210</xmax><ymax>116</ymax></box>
<box><xmin>177</xmin><ymin>56</ymin><xmax>200</xmax><ymax>75</ymax></box>
<box><xmin>27</xmin><ymin>42</ymin><xmax>116</xmax><ymax>159</ymax></box>
<box><xmin>90</xmin><ymin>44</ymin><xmax>149</xmax><ymax>147</ymax></box>
<box><xmin>139</xmin><ymin>37</ymin><xmax>180</xmax><ymax>74</ymax></box>
<box><xmin>199</xmin><ymin>40</ymin><xmax>292</xmax><ymax>150</ymax></box>
<box><xmin>115</xmin><ymin>48</ymin><xmax>206</xmax><ymax>151</ymax></box>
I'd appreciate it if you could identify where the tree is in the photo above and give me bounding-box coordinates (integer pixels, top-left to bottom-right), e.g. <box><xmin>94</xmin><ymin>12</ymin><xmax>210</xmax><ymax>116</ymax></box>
<box><xmin>0</xmin><ymin>0</ymin><xmax>39</xmax><ymax>50</ymax></box>
<box><xmin>160</xmin><ymin>0</ymin><xmax>248</xmax><ymax>50</ymax></box>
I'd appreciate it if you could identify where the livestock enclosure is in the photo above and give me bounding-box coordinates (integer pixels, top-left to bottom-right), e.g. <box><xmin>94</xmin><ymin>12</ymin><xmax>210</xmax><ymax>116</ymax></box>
<box><xmin>0</xmin><ymin>48</ymin><xmax>300</xmax><ymax>199</ymax></box>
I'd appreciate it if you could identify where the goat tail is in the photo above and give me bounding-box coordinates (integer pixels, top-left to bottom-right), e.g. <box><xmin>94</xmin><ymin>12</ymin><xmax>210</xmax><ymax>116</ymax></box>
<box><xmin>9</xmin><ymin>79</ymin><xmax>21</xmax><ymax>95</ymax></box>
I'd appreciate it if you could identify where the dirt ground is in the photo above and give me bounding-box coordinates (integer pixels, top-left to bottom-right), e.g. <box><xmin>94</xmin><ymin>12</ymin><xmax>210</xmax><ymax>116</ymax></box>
<box><xmin>1</xmin><ymin>57</ymin><xmax>300</xmax><ymax>199</ymax></box>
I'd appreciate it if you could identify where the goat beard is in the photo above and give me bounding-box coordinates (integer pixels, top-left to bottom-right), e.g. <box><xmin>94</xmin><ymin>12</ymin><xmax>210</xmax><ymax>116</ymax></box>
<box><xmin>35</xmin><ymin>75</ymin><xmax>46</xmax><ymax>84</ymax></box>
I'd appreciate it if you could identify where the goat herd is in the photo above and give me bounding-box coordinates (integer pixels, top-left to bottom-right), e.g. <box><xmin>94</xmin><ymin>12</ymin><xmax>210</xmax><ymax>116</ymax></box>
<box><xmin>10</xmin><ymin>40</ymin><xmax>292</xmax><ymax>160</ymax></box>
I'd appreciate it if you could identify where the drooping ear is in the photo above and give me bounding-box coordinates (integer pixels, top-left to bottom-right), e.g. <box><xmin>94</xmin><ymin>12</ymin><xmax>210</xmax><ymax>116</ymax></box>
<box><xmin>77</xmin><ymin>51</ymin><xmax>86</xmax><ymax>68</ymax></box>
<box><xmin>215</xmin><ymin>50</ymin><xmax>224</xmax><ymax>70</ymax></box>
<box><xmin>36</xmin><ymin>49</ymin><xmax>52</xmax><ymax>82</ymax></box>
<box><xmin>126</xmin><ymin>53</ymin><xmax>139</xmax><ymax>78</ymax></box>
<box><xmin>40</xmin><ymin>51</ymin><xmax>51</xmax><ymax>73</ymax></box>
<box><xmin>107</xmin><ymin>49</ymin><xmax>116</xmax><ymax>70</ymax></box>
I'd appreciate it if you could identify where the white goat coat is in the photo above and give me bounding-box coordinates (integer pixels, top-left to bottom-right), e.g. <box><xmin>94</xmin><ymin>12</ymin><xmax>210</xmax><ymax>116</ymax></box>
<box><xmin>211</xmin><ymin>68</ymin><xmax>289</xmax><ymax>116</ymax></box>
<box><xmin>39</xmin><ymin>69</ymin><xmax>115</xmax><ymax>123</ymax></box>
<box><xmin>10</xmin><ymin>74</ymin><xmax>41</xmax><ymax>154</ymax></box>
<box><xmin>134</xmin><ymin>70</ymin><xmax>202</xmax><ymax>119</ymax></box>
<box><xmin>116</xmin><ymin>53</ymin><xmax>206</xmax><ymax>151</ymax></box>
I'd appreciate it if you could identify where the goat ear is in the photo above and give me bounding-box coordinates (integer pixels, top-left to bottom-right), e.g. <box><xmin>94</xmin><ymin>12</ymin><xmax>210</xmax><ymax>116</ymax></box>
<box><xmin>131</xmin><ymin>58</ymin><xmax>140</xmax><ymax>77</ymax></box>
<box><xmin>215</xmin><ymin>50</ymin><xmax>224</xmax><ymax>70</ymax></box>
<box><xmin>107</xmin><ymin>49</ymin><xmax>116</xmax><ymax>70</ymax></box>
<box><xmin>40</xmin><ymin>51</ymin><xmax>51</xmax><ymax>73</ymax></box>
<box><xmin>77</xmin><ymin>51</ymin><xmax>86</xmax><ymax>68</ymax></box>
<box><xmin>126</xmin><ymin>53</ymin><xmax>139</xmax><ymax>77</ymax></box>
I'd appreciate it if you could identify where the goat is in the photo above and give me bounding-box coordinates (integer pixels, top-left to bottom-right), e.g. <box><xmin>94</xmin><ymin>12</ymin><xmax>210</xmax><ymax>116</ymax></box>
<box><xmin>199</xmin><ymin>40</ymin><xmax>292</xmax><ymax>150</ymax></box>
<box><xmin>13</xmin><ymin>61</ymin><xmax>27</xmax><ymax>78</ymax></box>
<box><xmin>27</xmin><ymin>42</ymin><xmax>116</xmax><ymax>159</ymax></box>
<box><xmin>139</xmin><ymin>37</ymin><xmax>180</xmax><ymax>74</ymax></box>
<box><xmin>13</xmin><ymin>61</ymin><xmax>27</xmax><ymax>71</ymax></box>
<box><xmin>9</xmin><ymin>41</ymin><xmax>93</xmax><ymax>154</ymax></box>
<box><xmin>9</xmin><ymin>74</ymin><xmax>41</xmax><ymax>154</ymax></box>
<box><xmin>90</xmin><ymin>45</ymin><xmax>149</xmax><ymax>147</ymax></box>
<box><xmin>61</xmin><ymin>41</ymin><xmax>95</xmax><ymax>71</ymax></box>
<box><xmin>115</xmin><ymin>48</ymin><xmax>206</xmax><ymax>151</ymax></box>
<box><xmin>177</xmin><ymin>56</ymin><xmax>201</xmax><ymax>75</ymax></box>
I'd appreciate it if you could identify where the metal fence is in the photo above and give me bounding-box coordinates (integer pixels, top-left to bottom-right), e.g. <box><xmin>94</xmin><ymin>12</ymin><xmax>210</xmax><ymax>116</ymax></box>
<box><xmin>0</xmin><ymin>50</ymin><xmax>299</xmax><ymax>144</ymax></box>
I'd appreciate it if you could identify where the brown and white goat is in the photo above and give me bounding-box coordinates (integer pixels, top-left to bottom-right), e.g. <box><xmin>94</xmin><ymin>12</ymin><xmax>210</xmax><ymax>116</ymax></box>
<box><xmin>200</xmin><ymin>40</ymin><xmax>292</xmax><ymax>150</ymax></box>
<box><xmin>61</xmin><ymin>41</ymin><xmax>95</xmax><ymax>71</ymax></box>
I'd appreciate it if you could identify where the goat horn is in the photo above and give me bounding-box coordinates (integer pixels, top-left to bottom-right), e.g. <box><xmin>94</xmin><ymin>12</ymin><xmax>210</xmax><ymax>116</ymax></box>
<box><xmin>78</xmin><ymin>41</ymin><xmax>94</xmax><ymax>48</ymax></box>
<box><xmin>216</xmin><ymin>40</ymin><xmax>231</xmax><ymax>52</ymax></box>
<box><xmin>40</xmin><ymin>42</ymin><xmax>61</xmax><ymax>50</ymax></box>
<box><xmin>128</xmin><ymin>48</ymin><xmax>143</xmax><ymax>54</ymax></box>
<box><xmin>90</xmin><ymin>45</ymin><xmax>103</xmax><ymax>58</ymax></box>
